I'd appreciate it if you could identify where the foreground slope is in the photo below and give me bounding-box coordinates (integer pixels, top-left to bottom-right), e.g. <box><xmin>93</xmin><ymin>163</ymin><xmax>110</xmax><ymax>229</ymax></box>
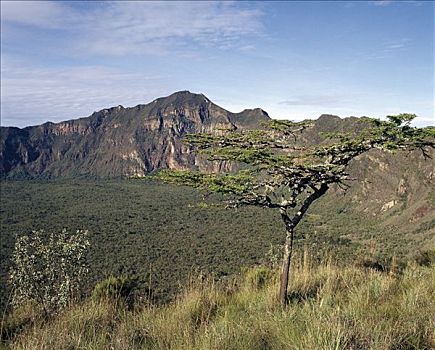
<box><xmin>3</xmin><ymin>260</ymin><xmax>434</xmax><ymax>349</ymax></box>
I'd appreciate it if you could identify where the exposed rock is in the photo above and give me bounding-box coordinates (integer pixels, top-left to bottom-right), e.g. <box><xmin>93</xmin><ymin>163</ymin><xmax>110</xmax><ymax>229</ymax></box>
<box><xmin>397</xmin><ymin>179</ymin><xmax>407</xmax><ymax>195</ymax></box>
<box><xmin>0</xmin><ymin>91</ymin><xmax>268</xmax><ymax>178</ymax></box>
<box><xmin>410</xmin><ymin>205</ymin><xmax>431</xmax><ymax>222</ymax></box>
<box><xmin>381</xmin><ymin>200</ymin><xmax>398</xmax><ymax>212</ymax></box>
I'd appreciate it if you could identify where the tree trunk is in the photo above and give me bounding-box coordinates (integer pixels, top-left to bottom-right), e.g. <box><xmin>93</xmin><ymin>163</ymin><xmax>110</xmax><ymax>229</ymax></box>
<box><xmin>279</xmin><ymin>227</ymin><xmax>294</xmax><ymax>305</ymax></box>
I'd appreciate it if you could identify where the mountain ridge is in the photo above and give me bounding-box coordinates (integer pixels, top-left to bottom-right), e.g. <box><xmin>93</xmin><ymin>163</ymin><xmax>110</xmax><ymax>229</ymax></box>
<box><xmin>1</xmin><ymin>91</ymin><xmax>359</xmax><ymax>179</ymax></box>
<box><xmin>0</xmin><ymin>91</ymin><xmax>273</xmax><ymax>178</ymax></box>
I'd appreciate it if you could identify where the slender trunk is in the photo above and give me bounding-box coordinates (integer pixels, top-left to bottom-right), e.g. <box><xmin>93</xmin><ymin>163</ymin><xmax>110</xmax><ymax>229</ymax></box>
<box><xmin>277</xmin><ymin>184</ymin><xmax>328</xmax><ymax>306</ymax></box>
<box><xmin>279</xmin><ymin>227</ymin><xmax>294</xmax><ymax>305</ymax></box>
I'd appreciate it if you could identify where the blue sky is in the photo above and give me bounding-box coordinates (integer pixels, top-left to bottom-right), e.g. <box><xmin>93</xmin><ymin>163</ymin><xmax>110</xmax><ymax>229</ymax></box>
<box><xmin>1</xmin><ymin>0</ymin><xmax>433</xmax><ymax>127</ymax></box>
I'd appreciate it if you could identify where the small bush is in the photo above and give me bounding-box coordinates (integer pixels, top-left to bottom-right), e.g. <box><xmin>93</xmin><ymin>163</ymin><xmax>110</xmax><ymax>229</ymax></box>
<box><xmin>92</xmin><ymin>275</ymin><xmax>137</xmax><ymax>306</ymax></box>
<box><xmin>8</xmin><ymin>229</ymin><xmax>90</xmax><ymax>315</ymax></box>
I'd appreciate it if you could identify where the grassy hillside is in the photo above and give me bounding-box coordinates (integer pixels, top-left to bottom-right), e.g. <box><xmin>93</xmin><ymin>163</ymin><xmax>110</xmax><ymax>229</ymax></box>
<box><xmin>2</xmin><ymin>256</ymin><xmax>434</xmax><ymax>349</ymax></box>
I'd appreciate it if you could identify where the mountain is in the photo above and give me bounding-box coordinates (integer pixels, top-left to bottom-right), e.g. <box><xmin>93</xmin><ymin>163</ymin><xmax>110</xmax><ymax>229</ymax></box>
<box><xmin>1</xmin><ymin>91</ymin><xmax>434</xmax><ymax>237</ymax></box>
<box><xmin>0</xmin><ymin>91</ymin><xmax>270</xmax><ymax>178</ymax></box>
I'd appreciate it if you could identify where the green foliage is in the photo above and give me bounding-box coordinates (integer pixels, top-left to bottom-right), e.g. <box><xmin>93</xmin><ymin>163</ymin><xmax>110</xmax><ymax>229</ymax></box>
<box><xmin>92</xmin><ymin>275</ymin><xmax>137</xmax><ymax>303</ymax></box>
<box><xmin>8</xmin><ymin>229</ymin><xmax>90</xmax><ymax>315</ymax></box>
<box><xmin>158</xmin><ymin>169</ymin><xmax>253</xmax><ymax>195</ymax></box>
<box><xmin>0</xmin><ymin>179</ymin><xmax>288</xmax><ymax>311</ymax></box>
<box><xmin>1</xmin><ymin>177</ymin><xmax>434</xmax><ymax>313</ymax></box>
<box><xmin>265</xmin><ymin>119</ymin><xmax>314</xmax><ymax>133</ymax></box>
<box><xmin>158</xmin><ymin>113</ymin><xmax>434</xmax><ymax>305</ymax></box>
<box><xmin>386</xmin><ymin>113</ymin><xmax>416</xmax><ymax>126</ymax></box>
<box><xmin>159</xmin><ymin>114</ymin><xmax>434</xmax><ymax>213</ymax></box>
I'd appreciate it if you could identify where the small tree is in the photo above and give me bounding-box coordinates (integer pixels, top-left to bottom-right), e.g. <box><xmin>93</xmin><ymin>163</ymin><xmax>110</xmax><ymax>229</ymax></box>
<box><xmin>159</xmin><ymin>114</ymin><xmax>434</xmax><ymax>305</ymax></box>
<box><xmin>9</xmin><ymin>229</ymin><xmax>90</xmax><ymax>315</ymax></box>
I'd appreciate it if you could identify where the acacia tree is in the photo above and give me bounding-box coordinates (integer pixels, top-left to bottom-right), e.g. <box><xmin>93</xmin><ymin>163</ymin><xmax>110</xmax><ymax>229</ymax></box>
<box><xmin>158</xmin><ymin>114</ymin><xmax>434</xmax><ymax>305</ymax></box>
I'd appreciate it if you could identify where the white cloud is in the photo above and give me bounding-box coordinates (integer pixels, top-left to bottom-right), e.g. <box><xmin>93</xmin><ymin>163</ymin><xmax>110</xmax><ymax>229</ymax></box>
<box><xmin>384</xmin><ymin>38</ymin><xmax>410</xmax><ymax>51</ymax></box>
<box><xmin>1</xmin><ymin>1</ymin><xmax>264</xmax><ymax>56</ymax></box>
<box><xmin>0</xmin><ymin>1</ymin><xmax>72</xmax><ymax>28</ymax></box>
<box><xmin>0</xmin><ymin>62</ymin><xmax>173</xmax><ymax>127</ymax></box>
<box><xmin>279</xmin><ymin>95</ymin><xmax>343</xmax><ymax>107</ymax></box>
<box><xmin>352</xmin><ymin>38</ymin><xmax>411</xmax><ymax>62</ymax></box>
<box><xmin>372</xmin><ymin>0</ymin><xmax>394</xmax><ymax>7</ymax></box>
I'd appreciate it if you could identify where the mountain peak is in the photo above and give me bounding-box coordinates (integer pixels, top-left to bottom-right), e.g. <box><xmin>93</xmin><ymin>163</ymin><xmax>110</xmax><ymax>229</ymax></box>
<box><xmin>152</xmin><ymin>91</ymin><xmax>211</xmax><ymax>109</ymax></box>
<box><xmin>318</xmin><ymin>114</ymin><xmax>340</xmax><ymax>120</ymax></box>
<box><xmin>170</xmin><ymin>90</ymin><xmax>196</xmax><ymax>96</ymax></box>
<box><xmin>239</xmin><ymin>108</ymin><xmax>269</xmax><ymax>117</ymax></box>
<box><xmin>166</xmin><ymin>90</ymin><xmax>196</xmax><ymax>98</ymax></box>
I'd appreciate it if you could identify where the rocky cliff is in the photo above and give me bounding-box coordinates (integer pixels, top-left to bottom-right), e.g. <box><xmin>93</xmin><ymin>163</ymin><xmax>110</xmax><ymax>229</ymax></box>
<box><xmin>0</xmin><ymin>91</ymin><xmax>270</xmax><ymax>178</ymax></box>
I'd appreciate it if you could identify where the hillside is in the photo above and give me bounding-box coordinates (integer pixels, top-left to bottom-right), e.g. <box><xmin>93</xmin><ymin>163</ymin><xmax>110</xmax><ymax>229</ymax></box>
<box><xmin>2</xmin><ymin>258</ymin><xmax>434</xmax><ymax>349</ymax></box>
<box><xmin>0</xmin><ymin>91</ymin><xmax>270</xmax><ymax>178</ymax></box>
<box><xmin>1</xmin><ymin>91</ymin><xmax>433</xmax><ymax>233</ymax></box>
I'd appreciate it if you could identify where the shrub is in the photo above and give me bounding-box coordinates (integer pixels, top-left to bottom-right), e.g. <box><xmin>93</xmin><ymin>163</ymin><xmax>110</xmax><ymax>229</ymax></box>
<box><xmin>92</xmin><ymin>275</ymin><xmax>137</xmax><ymax>306</ymax></box>
<box><xmin>8</xmin><ymin>229</ymin><xmax>90</xmax><ymax>315</ymax></box>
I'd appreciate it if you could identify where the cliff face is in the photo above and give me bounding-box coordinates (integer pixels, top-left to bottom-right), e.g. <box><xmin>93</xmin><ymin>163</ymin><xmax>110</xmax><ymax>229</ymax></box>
<box><xmin>0</xmin><ymin>91</ymin><xmax>270</xmax><ymax>178</ymax></box>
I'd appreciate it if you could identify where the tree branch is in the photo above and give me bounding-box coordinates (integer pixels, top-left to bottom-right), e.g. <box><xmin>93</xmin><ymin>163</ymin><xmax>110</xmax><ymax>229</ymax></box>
<box><xmin>288</xmin><ymin>183</ymin><xmax>328</xmax><ymax>230</ymax></box>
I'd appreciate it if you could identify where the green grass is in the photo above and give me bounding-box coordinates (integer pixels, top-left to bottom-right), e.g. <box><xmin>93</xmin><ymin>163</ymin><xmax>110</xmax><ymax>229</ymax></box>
<box><xmin>2</xmin><ymin>256</ymin><xmax>434</xmax><ymax>349</ymax></box>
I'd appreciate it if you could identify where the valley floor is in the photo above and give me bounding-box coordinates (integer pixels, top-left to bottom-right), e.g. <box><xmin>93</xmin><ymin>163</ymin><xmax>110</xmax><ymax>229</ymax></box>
<box><xmin>3</xmin><ymin>178</ymin><xmax>433</xmax><ymax>313</ymax></box>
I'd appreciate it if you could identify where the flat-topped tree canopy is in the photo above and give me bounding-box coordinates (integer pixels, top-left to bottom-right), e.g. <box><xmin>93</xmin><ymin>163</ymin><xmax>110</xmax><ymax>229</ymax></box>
<box><xmin>159</xmin><ymin>114</ymin><xmax>434</xmax><ymax>207</ymax></box>
<box><xmin>157</xmin><ymin>113</ymin><xmax>435</xmax><ymax>305</ymax></box>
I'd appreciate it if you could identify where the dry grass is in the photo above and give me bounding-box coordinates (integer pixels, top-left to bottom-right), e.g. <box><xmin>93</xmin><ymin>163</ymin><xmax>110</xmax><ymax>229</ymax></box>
<box><xmin>2</xmin><ymin>255</ymin><xmax>434</xmax><ymax>350</ymax></box>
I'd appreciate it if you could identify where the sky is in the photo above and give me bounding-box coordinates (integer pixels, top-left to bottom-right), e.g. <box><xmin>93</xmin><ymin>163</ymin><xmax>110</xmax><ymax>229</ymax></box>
<box><xmin>1</xmin><ymin>0</ymin><xmax>433</xmax><ymax>127</ymax></box>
